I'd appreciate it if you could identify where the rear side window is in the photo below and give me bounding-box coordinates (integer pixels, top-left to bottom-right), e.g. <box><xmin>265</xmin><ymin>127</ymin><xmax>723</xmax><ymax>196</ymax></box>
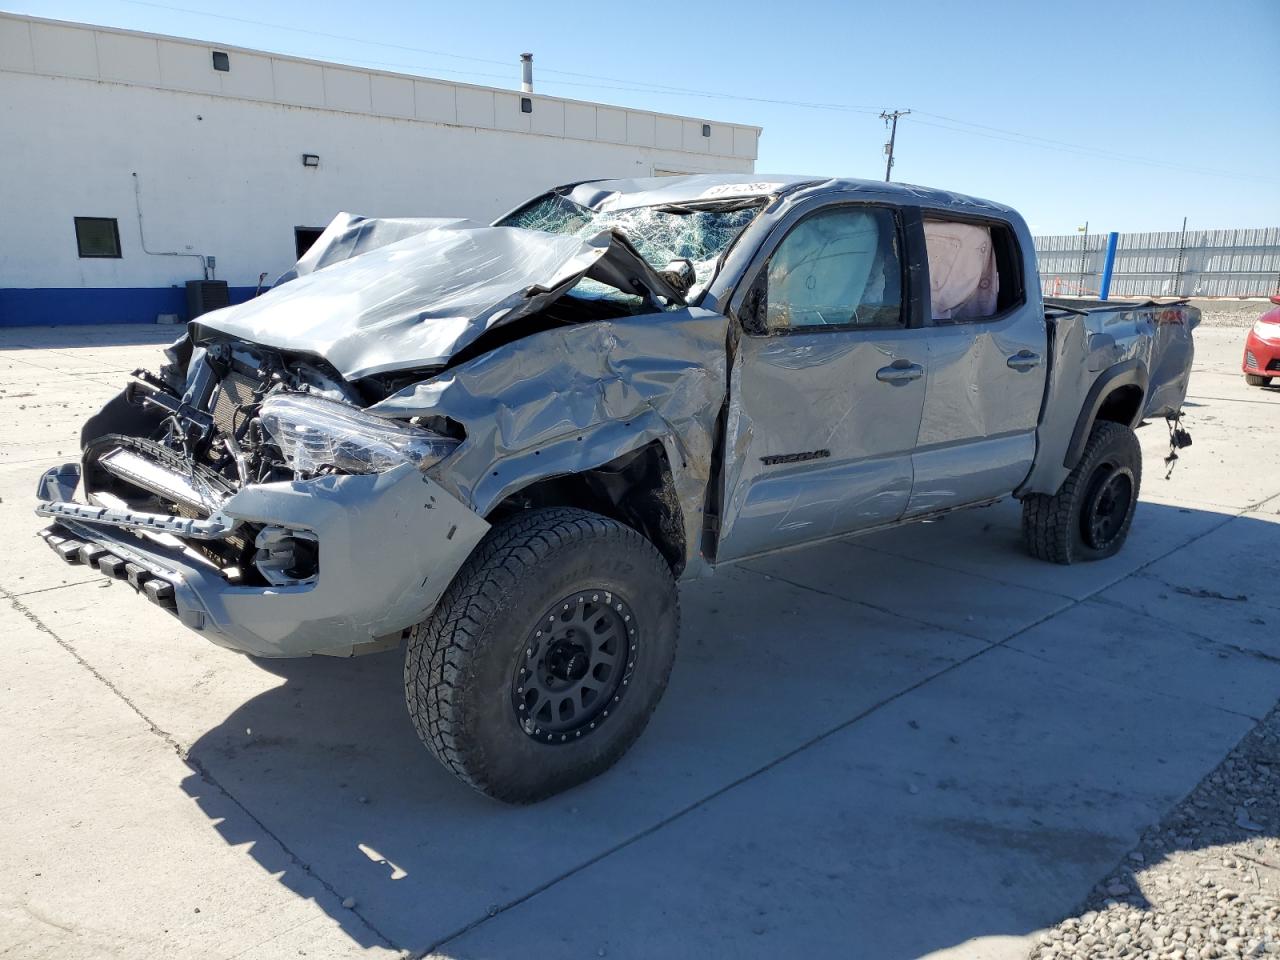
<box><xmin>923</xmin><ymin>218</ymin><xmax>1022</xmax><ymax>322</ymax></box>
<box><xmin>765</xmin><ymin>206</ymin><xmax>903</xmax><ymax>330</ymax></box>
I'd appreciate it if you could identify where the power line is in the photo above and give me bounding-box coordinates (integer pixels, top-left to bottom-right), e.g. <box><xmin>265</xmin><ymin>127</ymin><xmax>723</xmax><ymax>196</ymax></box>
<box><xmin>88</xmin><ymin>0</ymin><xmax>1279</xmax><ymax>186</ymax></box>
<box><xmin>110</xmin><ymin>0</ymin><xmax>885</xmax><ymax>113</ymax></box>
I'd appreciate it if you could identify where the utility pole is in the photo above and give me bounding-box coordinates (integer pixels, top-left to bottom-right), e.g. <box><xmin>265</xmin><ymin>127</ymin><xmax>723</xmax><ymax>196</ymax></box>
<box><xmin>880</xmin><ymin>109</ymin><xmax>910</xmax><ymax>182</ymax></box>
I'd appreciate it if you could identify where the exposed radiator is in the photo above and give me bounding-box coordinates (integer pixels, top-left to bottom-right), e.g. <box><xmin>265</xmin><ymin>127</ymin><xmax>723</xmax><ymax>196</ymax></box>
<box><xmin>210</xmin><ymin>370</ymin><xmax>260</xmax><ymax>439</ymax></box>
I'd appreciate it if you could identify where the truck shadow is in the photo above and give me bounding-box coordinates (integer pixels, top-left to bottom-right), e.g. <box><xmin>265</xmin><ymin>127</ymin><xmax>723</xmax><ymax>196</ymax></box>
<box><xmin>178</xmin><ymin>499</ymin><xmax>1280</xmax><ymax>958</ymax></box>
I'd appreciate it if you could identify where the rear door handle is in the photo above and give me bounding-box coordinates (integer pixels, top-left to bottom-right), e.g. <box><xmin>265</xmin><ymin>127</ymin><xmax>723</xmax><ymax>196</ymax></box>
<box><xmin>875</xmin><ymin>360</ymin><xmax>924</xmax><ymax>384</ymax></box>
<box><xmin>1007</xmin><ymin>350</ymin><xmax>1042</xmax><ymax>372</ymax></box>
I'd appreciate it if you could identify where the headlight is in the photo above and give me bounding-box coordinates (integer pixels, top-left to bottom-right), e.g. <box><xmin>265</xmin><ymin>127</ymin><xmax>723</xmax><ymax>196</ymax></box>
<box><xmin>259</xmin><ymin>393</ymin><xmax>459</xmax><ymax>475</ymax></box>
<box><xmin>1254</xmin><ymin>320</ymin><xmax>1280</xmax><ymax>341</ymax></box>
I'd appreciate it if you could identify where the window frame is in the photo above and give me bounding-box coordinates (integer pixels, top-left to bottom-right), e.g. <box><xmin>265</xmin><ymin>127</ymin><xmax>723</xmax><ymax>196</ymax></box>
<box><xmin>74</xmin><ymin>217</ymin><xmax>122</xmax><ymax>259</ymax></box>
<box><xmin>735</xmin><ymin>199</ymin><xmax>920</xmax><ymax>338</ymax></box>
<box><xmin>294</xmin><ymin>226</ymin><xmax>326</xmax><ymax>261</ymax></box>
<box><xmin>917</xmin><ymin>208</ymin><xmax>1027</xmax><ymax>326</ymax></box>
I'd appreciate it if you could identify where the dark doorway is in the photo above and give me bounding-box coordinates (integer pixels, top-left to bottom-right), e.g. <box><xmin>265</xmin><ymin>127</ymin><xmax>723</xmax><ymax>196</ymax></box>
<box><xmin>294</xmin><ymin>227</ymin><xmax>325</xmax><ymax>261</ymax></box>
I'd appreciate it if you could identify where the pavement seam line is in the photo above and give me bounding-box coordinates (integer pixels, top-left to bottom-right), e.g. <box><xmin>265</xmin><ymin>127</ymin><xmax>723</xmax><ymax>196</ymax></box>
<box><xmin>0</xmin><ymin>350</ymin><xmax>127</xmax><ymax>390</ymax></box>
<box><xmin>1087</xmin><ymin>593</ymin><xmax>1280</xmax><ymax>668</ymax></box>
<box><xmin>736</xmin><ymin>564</ymin><xmax>1002</xmax><ymax>642</ymax></box>
<box><xmin>1185</xmin><ymin>392</ymin><xmax>1280</xmax><ymax>406</ymax></box>
<box><xmin>6</xmin><ymin>578</ymin><xmax>109</xmax><ymax>599</ymax></box>
<box><xmin>0</xmin><ymin>585</ymin><xmax>404</xmax><ymax>956</ymax></box>
<box><xmin>1120</xmin><ymin>570</ymin><xmax>1280</xmax><ymax>616</ymax></box>
<box><xmin>997</xmin><ymin>642</ymin><xmax>1263</xmax><ymax>723</ymax></box>
<box><xmin>834</xmin><ymin>534</ymin><xmax>1078</xmax><ymax>600</ymax></box>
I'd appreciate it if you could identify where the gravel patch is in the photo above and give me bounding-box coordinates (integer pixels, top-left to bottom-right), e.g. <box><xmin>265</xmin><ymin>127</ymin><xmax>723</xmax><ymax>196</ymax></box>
<box><xmin>1191</xmin><ymin>299</ymin><xmax>1274</xmax><ymax>330</ymax></box>
<box><xmin>1031</xmin><ymin>701</ymin><xmax>1280</xmax><ymax>960</ymax></box>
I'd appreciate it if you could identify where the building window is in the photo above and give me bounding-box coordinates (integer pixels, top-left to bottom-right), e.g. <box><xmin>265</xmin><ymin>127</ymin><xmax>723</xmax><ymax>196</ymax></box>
<box><xmin>74</xmin><ymin>217</ymin><xmax>122</xmax><ymax>259</ymax></box>
<box><xmin>212</xmin><ymin>50</ymin><xmax>230</xmax><ymax>71</ymax></box>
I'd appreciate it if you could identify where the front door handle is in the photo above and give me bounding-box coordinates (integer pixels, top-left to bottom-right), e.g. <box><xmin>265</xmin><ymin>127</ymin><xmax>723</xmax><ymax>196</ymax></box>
<box><xmin>1007</xmin><ymin>350</ymin><xmax>1042</xmax><ymax>372</ymax></box>
<box><xmin>876</xmin><ymin>359</ymin><xmax>924</xmax><ymax>384</ymax></box>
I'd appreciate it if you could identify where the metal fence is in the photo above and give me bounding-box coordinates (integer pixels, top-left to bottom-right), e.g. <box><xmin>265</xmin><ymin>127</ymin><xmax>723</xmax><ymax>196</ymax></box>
<box><xmin>1033</xmin><ymin>227</ymin><xmax>1280</xmax><ymax>298</ymax></box>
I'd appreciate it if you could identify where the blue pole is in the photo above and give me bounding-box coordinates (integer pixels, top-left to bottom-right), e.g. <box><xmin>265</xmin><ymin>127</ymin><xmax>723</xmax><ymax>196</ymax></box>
<box><xmin>1099</xmin><ymin>231</ymin><xmax>1119</xmax><ymax>300</ymax></box>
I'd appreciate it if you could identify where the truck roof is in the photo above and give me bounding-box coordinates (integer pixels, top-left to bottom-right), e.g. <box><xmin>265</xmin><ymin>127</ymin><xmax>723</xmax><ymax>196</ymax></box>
<box><xmin>559</xmin><ymin>173</ymin><xmax>1016</xmax><ymax>219</ymax></box>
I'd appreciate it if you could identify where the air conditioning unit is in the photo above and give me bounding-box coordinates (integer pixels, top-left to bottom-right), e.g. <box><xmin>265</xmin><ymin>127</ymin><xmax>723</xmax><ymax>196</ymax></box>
<box><xmin>186</xmin><ymin>280</ymin><xmax>230</xmax><ymax>319</ymax></box>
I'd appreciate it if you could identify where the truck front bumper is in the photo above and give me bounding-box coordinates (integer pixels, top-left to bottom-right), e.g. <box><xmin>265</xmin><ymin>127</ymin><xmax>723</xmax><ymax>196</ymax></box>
<box><xmin>34</xmin><ymin>462</ymin><xmax>489</xmax><ymax>658</ymax></box>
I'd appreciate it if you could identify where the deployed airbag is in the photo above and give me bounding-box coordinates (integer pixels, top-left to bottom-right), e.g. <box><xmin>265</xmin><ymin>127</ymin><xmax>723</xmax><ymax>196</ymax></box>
<box><xmin>924</xmin><ymin>220</ymin><xmax>999</xmax><ymax>321</ymax></box>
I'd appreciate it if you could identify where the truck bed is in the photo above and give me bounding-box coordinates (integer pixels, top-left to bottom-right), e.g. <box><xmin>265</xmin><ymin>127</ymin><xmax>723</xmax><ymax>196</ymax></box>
<box><xmin>1019</xmin><ymin>298</ymin><xmax>1199</xmax><ymax>496</ymax></box>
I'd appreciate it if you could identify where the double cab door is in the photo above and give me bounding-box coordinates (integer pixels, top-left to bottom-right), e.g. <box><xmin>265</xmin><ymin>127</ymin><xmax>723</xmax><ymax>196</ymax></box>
<box><xmin>715</xmin><ymin>196</ymin><xmax>1047</xmax><ymax>563</ymax></box>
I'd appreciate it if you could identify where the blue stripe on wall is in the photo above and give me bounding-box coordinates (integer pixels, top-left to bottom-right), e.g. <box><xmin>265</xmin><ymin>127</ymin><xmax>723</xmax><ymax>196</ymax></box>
<box><xmin>0</xmin><ymin>287</ymin><xmax>259</xmax><ymax>327</ymax></box>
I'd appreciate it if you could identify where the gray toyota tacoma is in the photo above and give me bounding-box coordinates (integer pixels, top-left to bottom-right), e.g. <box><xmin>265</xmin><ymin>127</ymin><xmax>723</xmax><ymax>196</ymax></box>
<box><xmin>35</xmin><ymin>175</ymin><xmax>1197</xmax><ymax>802</ymax></box>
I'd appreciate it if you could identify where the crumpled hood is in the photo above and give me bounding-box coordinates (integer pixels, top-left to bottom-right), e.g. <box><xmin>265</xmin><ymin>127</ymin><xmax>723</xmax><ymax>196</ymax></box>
<box><xmin>194</xmin><ymin>213</ymin><xmax>685</xmax><ymax>381</ymax></box>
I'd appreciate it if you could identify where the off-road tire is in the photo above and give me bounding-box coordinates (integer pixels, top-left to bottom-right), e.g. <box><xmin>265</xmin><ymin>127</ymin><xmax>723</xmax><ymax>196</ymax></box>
<box><xmin>1021</xmin><ymin>421</ymin><xmax>1142</xmax><ymax>565</ymax></box>
<box><xmin>1245</xmin><ymin>373</ymin><xmax>1272</xmax><ymax>387</ymax></box>
<box><xmin>405</xmin><ymin>507</ymin><xmax>679</xmax><ymax>803</ymax></box>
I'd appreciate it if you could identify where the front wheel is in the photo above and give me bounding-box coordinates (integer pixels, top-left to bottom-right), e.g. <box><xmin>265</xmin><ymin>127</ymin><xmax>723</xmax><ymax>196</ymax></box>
<box><xmin>1021</xmin><ymin>421</ymin><xmax>1142</xmax><ymax>564</ymax></box>
<box><xmin>1245</xmin><ymin>373</ymin><xmax>1272</xmax><ymax>387</ymax></box>
<box><xmin>405</xmin><ymin>507</ymin><xmax>679</xmax><ymax>803</ymax></box>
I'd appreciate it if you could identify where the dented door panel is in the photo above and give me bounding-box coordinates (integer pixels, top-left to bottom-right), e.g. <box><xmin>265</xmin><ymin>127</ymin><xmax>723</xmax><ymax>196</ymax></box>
<box><xmin>716</xmin><ymin>328</ymin><xmax>929</xmax><ymax>561</ymax></box>
<box><xmin>907</xmin><ymin>310</ymin><xmax>1047</xmax><ymax>514</ymax></box>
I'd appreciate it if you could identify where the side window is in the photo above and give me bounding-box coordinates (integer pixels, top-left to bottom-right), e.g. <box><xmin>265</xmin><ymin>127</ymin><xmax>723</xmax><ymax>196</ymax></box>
<box><xmin>765</xmin><ymin>207</ymin><xmax>903</xmax><ymax>331</ymax></box>
<box><xmin>923</xmin><ymin>218</ymin><xmax>1022</xmax><ymax>322</ymax></box>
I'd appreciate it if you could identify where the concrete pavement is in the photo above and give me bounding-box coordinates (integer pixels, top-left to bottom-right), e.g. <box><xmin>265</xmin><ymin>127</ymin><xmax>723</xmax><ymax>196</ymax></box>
<box><xmin>0</xmin><ymin>323</ymin><xmax>1276</xmax><ymax>959</ymax></box>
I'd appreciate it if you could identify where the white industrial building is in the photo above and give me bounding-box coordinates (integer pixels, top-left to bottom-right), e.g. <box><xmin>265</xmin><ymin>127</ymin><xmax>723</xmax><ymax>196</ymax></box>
<box><xmin>0</xmin><ymin>12</ymin><xmax>761</xmax><ymax>326</ymax></box>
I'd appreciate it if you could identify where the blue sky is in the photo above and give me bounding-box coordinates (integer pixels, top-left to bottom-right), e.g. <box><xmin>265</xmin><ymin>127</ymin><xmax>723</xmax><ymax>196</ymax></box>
<box><xmin>9</xmin><ymin>0</ymin><xmax>1279</xmax><ymax>234</ymax></box>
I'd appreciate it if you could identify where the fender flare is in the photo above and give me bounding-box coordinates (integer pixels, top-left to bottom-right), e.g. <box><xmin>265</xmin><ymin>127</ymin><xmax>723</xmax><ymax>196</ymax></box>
<box><xmin>1063</xmin><ymin>359</ymin><xmax>1148</xmax><ymax>470</ymax></box>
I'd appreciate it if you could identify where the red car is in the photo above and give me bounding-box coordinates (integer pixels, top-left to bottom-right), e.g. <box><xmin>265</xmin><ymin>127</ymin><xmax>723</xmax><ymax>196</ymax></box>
<box><xmin>1244</xmin><ymin>296</ymin><xmax>1280</xmax><ymax>387</ymax></box>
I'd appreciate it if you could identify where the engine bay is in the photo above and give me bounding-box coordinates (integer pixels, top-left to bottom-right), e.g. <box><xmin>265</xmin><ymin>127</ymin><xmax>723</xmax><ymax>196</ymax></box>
<box><xmin>78</xmin><ymin>334</ymin><xmax>458</xmax><ymax>587</ymax></box>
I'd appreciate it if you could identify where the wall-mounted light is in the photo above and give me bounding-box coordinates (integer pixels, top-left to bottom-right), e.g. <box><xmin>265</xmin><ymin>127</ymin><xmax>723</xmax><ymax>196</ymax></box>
<box><xmin>211</xmin><ymin>51</ymin><xmax>229</xmax><ymax>72</ymax></box>
<box><xmin>301</xmin><ymin>154</ymin><xmax>320</xmax><ymax>168</ymax></box>
<box><xmin>520</xmin><ymin>97</ymin><xmax>532</xmax><ymax>114</ymax></box>
<box><xmin>701</xmin><ymin>123</ymin><xmax>711</xmax><ymax>138</ymax></box>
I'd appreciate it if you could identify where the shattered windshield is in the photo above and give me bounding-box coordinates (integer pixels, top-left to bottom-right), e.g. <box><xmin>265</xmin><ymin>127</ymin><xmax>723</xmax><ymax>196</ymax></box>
<box><xmin>499</xmin><ymin>193</ymin><xmax>764</xmax><ymax>300</ymax></box>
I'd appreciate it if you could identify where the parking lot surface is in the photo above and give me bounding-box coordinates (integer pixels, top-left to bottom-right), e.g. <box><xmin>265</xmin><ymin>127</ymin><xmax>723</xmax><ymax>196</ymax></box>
<box><xmin>2</xmin><ymin>322</ymin><xmax>1277</xmax><ymax>959</ymax></box>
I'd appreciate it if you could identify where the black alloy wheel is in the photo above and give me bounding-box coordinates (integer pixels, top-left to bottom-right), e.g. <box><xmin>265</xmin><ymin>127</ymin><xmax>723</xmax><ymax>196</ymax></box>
<box><xmin>1081</xmin><ymin>462</ymin><xmax>1135</xmax><ymax>551</ymax></box>
<box><xmin>512</xmin><ymin>591</ymin><xmax>637</xmax><ymax>743</ymax></box>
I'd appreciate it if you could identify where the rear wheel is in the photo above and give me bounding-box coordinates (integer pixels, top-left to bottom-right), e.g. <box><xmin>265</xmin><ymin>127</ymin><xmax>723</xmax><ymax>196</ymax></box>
<box><xmin>1021</xmin><ymin>421</ymin><xmax>1142</xmax><ymax>564</ymax></box>
<box><xmin>405</xmin><ymin>507</ymin><xmax>679</xmax><ymax>803</ymax></box>
<box><xmin>1245</xmin><ymin>373</ymin><xmax>1272</xmax><ymax>387</ymax></box>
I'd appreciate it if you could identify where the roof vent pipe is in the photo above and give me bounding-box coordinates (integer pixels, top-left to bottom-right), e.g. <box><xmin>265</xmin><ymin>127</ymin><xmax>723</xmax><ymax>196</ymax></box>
<box><xmin>520</xmin><ymin>53</ymin><xmax>533</xmax><ymax>93</ymax></box>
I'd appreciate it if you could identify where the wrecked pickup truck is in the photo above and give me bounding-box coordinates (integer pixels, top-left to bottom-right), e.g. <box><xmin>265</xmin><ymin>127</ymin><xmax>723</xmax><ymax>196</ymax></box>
<box><xmin>35</xmin><ymin>175</ymin><xmax>1198</xmax><ymax>802</ymax></box>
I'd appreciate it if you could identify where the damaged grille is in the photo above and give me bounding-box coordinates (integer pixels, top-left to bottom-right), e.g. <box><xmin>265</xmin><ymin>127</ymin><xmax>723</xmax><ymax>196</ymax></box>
<box><xmin>84</xmin><ymin>433</ymin><xmax>254</xmax><ymax>576</ymax></box>
<box><xmin>81</xmin><ymin>341</ymin><xmax>335</xmax><ymax>584</ymax></box>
